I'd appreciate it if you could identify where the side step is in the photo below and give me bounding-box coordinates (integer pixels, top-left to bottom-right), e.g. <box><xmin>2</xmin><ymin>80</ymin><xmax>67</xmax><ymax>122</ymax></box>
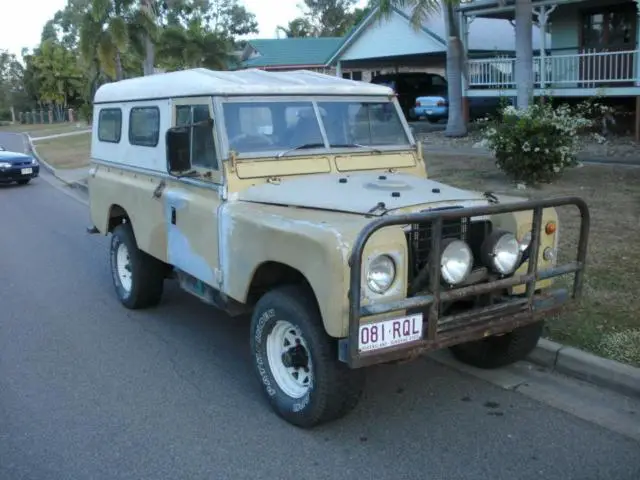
<box><xmin>175</xmin><ymin>269</ymin><xmax>249</xmax><ymax>317</ymax></box>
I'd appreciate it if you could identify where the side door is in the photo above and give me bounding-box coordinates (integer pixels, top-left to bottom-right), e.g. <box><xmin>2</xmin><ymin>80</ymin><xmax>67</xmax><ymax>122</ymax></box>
<box><xmin>164</xmin><ymin>97</ymin><xmax>223</xmax><ymax>288</ymax></box>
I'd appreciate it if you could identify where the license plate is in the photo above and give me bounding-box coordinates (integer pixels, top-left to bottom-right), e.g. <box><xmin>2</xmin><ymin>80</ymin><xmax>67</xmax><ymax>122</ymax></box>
<box><xmin>426</xmin><ymin>110</ymin><xmax>433</xmax><ymax>115</ymax></box>
<box><xmin>358</xmin><ymin>314</ymin><xmax>423</xmax><ymax>352</ymax></box>
<box><xmin>21</xmin><ymin>168</ymin><xmax>32</xmax><ymax>175</ymax></box>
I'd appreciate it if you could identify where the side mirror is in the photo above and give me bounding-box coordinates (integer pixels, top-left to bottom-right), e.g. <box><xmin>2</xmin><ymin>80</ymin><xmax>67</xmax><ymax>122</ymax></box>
<box><xmin>166</xmin><ymin>126</ymin><xmax>191</xmax><ymax>174</ymax></box>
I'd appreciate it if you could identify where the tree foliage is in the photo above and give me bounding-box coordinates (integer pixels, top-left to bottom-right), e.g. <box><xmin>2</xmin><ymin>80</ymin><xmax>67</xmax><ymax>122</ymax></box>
<box><xmin>278</xmin><ymin>0</ymin><xmax>372</xmax><ymax>38</ymax></box>
<box><xmin>9</xmin><ymin>0</ymin><xmax>259</xmax><ymax>117</ymax></box>
<box><xmin>0</xmin><ymin>50</ymin><xmax>29</xmax><ymax>120</ymax></box>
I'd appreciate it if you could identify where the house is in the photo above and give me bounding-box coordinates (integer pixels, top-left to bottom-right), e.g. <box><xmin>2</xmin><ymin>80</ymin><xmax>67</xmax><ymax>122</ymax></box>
<box><xmin>458</xmin><ymin>0</ymin><xmax>640</xmax><ymax>137</ymax></box>
<box><xmin>237</xmin><ymin>37</ymin><xmax>372</xmax><ymax>79</ymax></box>
<box><xmin>459</xmin><ymin>0</ymin><xmax>639</xmax><ymax>96</ymax></box>
<box><xmin>325</xmin><ymin>5</ymin><xmax>548</xmax><ymax>80</ymax></box>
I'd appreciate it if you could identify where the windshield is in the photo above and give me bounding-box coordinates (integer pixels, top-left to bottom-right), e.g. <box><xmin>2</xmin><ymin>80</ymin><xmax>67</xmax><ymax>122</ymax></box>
<box><xmin>221</xmin><ymin>98</ymin><xmax>410</xmax><ymax>156</ymax></box>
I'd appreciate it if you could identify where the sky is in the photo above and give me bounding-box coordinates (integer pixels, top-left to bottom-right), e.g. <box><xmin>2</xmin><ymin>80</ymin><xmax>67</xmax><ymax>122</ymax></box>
<box><xmin>0</xmin><ymin>0</ymin><xmax>369</xmax><ymax>59</ymax></box>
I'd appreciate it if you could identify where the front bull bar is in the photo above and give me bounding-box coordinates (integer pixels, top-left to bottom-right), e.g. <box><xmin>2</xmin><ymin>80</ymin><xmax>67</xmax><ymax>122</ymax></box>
<box><xmin>339</xmin><ymin>196</ymin><xmax>590</xmax><ymax>368</ymax></box>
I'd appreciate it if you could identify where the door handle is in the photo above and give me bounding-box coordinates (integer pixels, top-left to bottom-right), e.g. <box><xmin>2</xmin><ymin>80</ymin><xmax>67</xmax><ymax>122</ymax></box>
<box><xmin>152</xmin><ymin>179</ymin><xmax>166</xmax><ymax>199</ymax></box>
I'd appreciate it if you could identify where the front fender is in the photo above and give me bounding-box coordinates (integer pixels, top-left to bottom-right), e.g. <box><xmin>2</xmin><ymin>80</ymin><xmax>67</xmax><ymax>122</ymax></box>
<box><xmin>217</xmin><ymin>202</ymin><xmax>409</xmax><ymax>338</ymax></box>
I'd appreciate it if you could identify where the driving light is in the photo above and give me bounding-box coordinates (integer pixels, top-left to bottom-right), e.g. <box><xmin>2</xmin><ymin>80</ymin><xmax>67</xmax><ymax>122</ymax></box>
<box><xmin>0</xmin><ymin>162</ymin><xmax>10</xmax><ymax>169</ymax></box>
<box><xmin>482</xmin><ymin>230</ymin><xmax>521</xmax><ymax>275</ymax></box>
<box><xmin>366</xmin><ymin>255</ymin><xmax>396</xmax><ymax>294</ymax></box>
<box><xmin>440</xmin><ymin>239</ymin><xmax>473</xmax><ymax>285</ymax></box>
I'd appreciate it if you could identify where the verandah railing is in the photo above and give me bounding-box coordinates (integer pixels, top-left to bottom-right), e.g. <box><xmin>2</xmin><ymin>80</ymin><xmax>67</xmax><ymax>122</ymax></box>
<box><xmin>467</xmin><ymin>49</ymin><xmax>640</xmax><ymax>89</ymax></box>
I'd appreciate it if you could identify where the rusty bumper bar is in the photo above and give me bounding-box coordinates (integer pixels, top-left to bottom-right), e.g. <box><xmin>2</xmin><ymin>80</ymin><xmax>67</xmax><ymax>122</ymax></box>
<box><xmin>339</xmin><ymin>196</ymin><xmax>590</xmax><ymax>369</ymax></box>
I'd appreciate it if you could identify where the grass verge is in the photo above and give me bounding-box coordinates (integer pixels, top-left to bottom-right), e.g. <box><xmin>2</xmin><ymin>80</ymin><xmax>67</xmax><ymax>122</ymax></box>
<box><xmin>0</xmin><ymin>122</ymin><xmax>89</xmax><ymax>137</ymax></box>
<box><xmin>426</xmin><ymin>153</ymin><xmax>640</xmax><ymax>367</ymax></box>
<box><xmin>35</xmin><ymin>132</ymin><xmax>91</xmax><ymax>169</ymax></box>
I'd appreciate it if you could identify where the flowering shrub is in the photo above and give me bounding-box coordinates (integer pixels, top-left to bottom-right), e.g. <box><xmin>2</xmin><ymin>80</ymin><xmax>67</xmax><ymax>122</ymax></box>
<box><xmin>479</xmin><ymin>101</ymin><xmax>599</xmax><ymax>184</ymax></box>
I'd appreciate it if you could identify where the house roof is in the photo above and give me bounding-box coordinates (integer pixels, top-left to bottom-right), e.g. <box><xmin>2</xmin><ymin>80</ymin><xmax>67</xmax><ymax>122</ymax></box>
<box><xmin>92</xmin><ymin>68</ymin><xmax>393</xmax><ymax>104</ymax></box>
<box><xmin>241</xmin><ymin>37</ymin><xmax>344</xmax><ymax>69</ymax></box>
<box><xmin>326</xmin><ymin>4</ymin><xmax>549</xmax><ymax>65</ymax></box>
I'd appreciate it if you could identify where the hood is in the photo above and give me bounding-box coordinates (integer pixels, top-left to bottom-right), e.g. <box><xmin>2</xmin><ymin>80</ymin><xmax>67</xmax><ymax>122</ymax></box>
<box><xmin>0</xmin><ymin>151</ymin><xmax>32</xmax><ymax>163</ymax></box>
<box><xmin>236</xmin><ymin>172</ymin><xmax>488</xmax><ymax>216</ymax></box>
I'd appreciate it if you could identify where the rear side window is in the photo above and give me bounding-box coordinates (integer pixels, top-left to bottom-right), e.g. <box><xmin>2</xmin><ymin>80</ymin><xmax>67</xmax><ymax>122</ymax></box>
<box><xmin>98</xmin><ymin>108</ymin><xmax>122</xmax><ymax>143</ymax></box>
<box><xmin>129</xmin><ymin>106</ymin><xmax>160</xmax><ymax>147</ymax></box>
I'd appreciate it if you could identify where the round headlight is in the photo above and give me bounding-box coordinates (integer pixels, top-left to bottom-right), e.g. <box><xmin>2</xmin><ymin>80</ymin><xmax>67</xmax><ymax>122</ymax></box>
<box><xmin>482</xmin><ymin>231</ymin><xmax>521</xmax><ymax>275</ymax></box>
<box><xmin>366</xmin><ymin>255</ymin><xmax>396</xmax><ymax>294</ymax></box>
<box><xmin>519</xmin><ymin>230</ymin><xmax>532</xmax><ymax>252</ymax></box>
<box><xmin>440</xmin><ymin>239</ymin><xmax>473</xmax><ymax>285</ymax></box>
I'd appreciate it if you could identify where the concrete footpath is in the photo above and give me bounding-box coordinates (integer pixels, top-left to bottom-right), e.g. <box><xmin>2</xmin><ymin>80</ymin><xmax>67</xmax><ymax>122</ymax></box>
<box><xmin>23</xmin><ymin>130</ymin><xmax>640</xmax><ymax>401</ymax></box>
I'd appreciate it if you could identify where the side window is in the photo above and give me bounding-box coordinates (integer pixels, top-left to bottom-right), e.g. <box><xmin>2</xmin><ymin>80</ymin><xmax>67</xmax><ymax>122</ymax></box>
<box><xmin>176</xmin><ymin>105</ymin><xmax>191</xmax><ymax>127</ymax></box>
<box><xmin>173</xmin><ymin>104</ymin><xmax>218</xmax><ymax>171</ymax></box>
<box><xmin>98</xmin><ymin>108</ymin><xmax>122</xmax><ymax>143</ymax></box>
<box><xmin>129</xmin><ymin>106</ymin><xmax>160</xmax><ymax>147</ymax></box>
<box><xmin>192</xmin><ymin>105</ymin><xmax>217</xmax><ymax>169</ymax></box>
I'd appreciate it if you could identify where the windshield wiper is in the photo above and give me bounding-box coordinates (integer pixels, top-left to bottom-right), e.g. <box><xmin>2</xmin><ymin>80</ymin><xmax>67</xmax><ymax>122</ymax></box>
<box><xmin>330</xmin><ymin>143</ymin><xmax>382</xmax><ymax>154</ymax></box>
<box><xmin>276</xmin><ymin>143</ymin><xmax>325</xmax><ymax>158</ymax></box>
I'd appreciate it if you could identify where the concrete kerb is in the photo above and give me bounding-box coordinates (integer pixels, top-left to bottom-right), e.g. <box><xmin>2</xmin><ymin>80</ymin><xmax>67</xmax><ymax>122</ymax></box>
<box><xmin>528</xmin><ymin>338</ymin><xmax>640</xmax><ymax>399</ymax></box>
<box><xmin>26</xmin><ymin>133</ymin><xmax>89</xmax><ymax>194</ymax></box>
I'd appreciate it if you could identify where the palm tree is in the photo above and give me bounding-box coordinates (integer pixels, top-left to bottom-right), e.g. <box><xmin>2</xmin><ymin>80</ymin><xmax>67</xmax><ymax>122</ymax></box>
<box><xmin>79</xmin><ymin>0</ymin><xmax>133</xmax><ymax>81</ymax></box>
<box><xmin>137</xmin><ymin>0</ymin><xmax>157</xmax><ymax>75</ymax></box>
<box><xmin>377</xmin><ymin>0</ymin><xmax>467</xmax><ymax>137</ymax></box>
<box><xmin>157</xmin><ymin>20</ymin><xmax>235</xmax><ymax>71</ymax></box>
<box><xmin>514</xmin><ymin>0</ymin><xmax>533</xmax><ymax>109</ymax></box>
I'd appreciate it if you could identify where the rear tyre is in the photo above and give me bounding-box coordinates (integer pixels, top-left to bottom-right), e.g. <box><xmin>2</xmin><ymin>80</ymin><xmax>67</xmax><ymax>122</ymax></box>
<box><xmin>250</xmin><ymin>285</ymin><xmax>365</xmax><ymax>428</ymax></box>
<box><xmin>448</xmin><ymin>321</ymin><xmax>544</xmax><ymax>369</ymax></box>
<box><xmin>17</xmin><ymin>179</ymin><xmax>30</xmax><ymax>185</ymax></box>
<box><xmin>110</xmin><ymin>222</ymin><xmax>165</xmax><ymax>309</ymax></box>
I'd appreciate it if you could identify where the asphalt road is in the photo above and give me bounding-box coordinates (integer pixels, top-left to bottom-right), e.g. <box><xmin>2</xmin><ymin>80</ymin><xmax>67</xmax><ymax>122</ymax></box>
<box><xmin>1</xmin><ymin>132</ymin><xmax>639</xmax><ymax>480</ymax></box>
<box><xmin>0</xmin><ymin>131</ymin><xmax>28</xmax><ymax>153</ymax></box>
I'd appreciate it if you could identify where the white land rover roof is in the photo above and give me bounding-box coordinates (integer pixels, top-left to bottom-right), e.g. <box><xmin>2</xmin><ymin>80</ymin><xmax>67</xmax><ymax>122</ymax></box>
<box><xmin>93</xmin><ymin>68</ymin><xmax>394</xmax><ymax>104</ymax></box>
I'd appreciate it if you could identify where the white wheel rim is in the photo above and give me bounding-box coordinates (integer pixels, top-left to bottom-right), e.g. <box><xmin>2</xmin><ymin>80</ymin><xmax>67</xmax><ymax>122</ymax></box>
<box><xmin>115</xmin><ymin>243</ymin><xmax>132</xmax><ymax>292</ymax></box>
<box><xmin>266</xmin><ymin>320</ymin><xmax>313</xmax><ymax>399</ymax></box>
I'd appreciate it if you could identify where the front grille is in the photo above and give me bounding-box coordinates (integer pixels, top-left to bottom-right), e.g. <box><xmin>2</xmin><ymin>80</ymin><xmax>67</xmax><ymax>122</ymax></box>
<box><xmin>405</xmin><ymin>208</ymin><xmax>492</xmax><ymax>283</ymax></box>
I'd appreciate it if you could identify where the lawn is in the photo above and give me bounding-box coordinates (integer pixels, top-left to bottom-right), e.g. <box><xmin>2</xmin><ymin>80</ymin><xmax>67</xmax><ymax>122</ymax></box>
<box><xmin>34</xmin><ymin>132</ymin><xmax>91</xmax><ymax>169</ymax></box>
<box><xmin>0</xmin><ymin>122</ymin><xmax>90</xmax><ymax>138</ymax></box>
<box><xmin>425</xmin><ymin>153</ymin><xmax>640</xmax><ymax>367</ymax></box>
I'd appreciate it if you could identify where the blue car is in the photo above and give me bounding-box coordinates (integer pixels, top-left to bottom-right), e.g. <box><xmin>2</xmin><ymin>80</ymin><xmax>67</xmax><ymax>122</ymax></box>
<box><xmin>413</xmin><ymin>95</ymin><xmax>449</xmax><ymax>123</ymax></box>
<box><xmin>0</xmin><ymin>145</ymin><xmax>40</xmax><ymax>185</ymax></box>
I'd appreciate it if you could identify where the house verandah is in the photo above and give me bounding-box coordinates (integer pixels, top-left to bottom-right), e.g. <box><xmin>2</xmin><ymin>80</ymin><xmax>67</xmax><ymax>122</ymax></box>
<box><xmin>458</xmin><ymin>0</ymin><xmax>640</xmax><ymax>139</ymax></box>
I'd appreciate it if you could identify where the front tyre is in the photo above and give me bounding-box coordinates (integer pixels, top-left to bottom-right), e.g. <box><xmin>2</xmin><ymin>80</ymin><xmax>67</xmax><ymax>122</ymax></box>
<box><xmin>110</xmin><ymin>222</ymin><xmax>165</xmax><ymax>309</ymax></box>
<box><xmin>250</xmin><ymin>285</ymin><xmax>365</xmax><ymax>428</ymax></box>
<box><xmin>449</xmin><ymin>321</ymin><xmax>544</xmax><ymax>369</ymax></box>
